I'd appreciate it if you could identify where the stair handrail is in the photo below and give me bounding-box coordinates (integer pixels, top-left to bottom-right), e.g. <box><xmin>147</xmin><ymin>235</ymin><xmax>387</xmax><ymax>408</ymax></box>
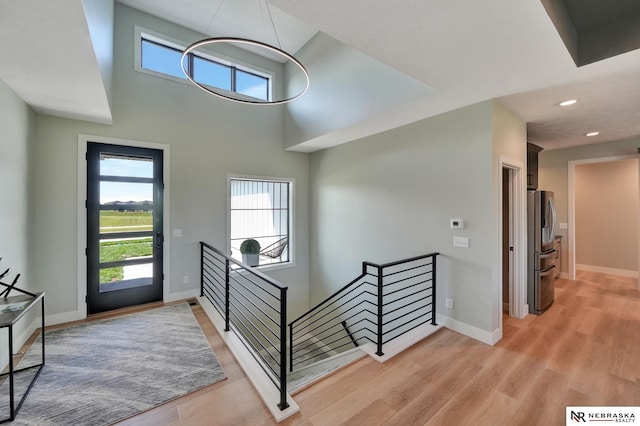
<box><xmin>289</xmin><ymin>267</ymin><xmax>369</xmax><ymax>326</ymax></box>
<box><xmin>200</xmin><ymin>241</ymin><xmax>289</xmax><ymax>411</ymax></box>
<box><xmin>289</xmin><ymin>252</ymin><xmax>439</xmax><ymax>371</ymax></box>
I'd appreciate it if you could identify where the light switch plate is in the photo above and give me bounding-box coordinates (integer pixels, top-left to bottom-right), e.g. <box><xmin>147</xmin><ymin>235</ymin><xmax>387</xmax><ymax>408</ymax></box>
<box><xmin>453</xmin><ymin>236</ymin><xmax>469</xmax><ymax>248</ymax></box>
<box><xmin>559</xmin><ymin>222</ymin><xmax>568</xmax><ymax>230</ymax></box>
<box><xmin>173</xmin><ymin>229</ymin><xmax>183</xmax><ymax>237</ymax></box>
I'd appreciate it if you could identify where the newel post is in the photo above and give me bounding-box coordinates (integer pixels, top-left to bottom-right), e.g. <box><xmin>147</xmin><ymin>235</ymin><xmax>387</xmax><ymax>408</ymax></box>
<box><xmin>376</xmin><ymin>265</ymin><xmax>384</xmax><ymax>356</ymax></box>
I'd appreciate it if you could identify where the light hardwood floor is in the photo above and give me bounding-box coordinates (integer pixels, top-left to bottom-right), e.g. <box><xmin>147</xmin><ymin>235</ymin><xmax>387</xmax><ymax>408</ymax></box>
<box><xmin>113</xmin><ymin>271</ymin><xmax>640</xmax><ymax>425</ymax></box>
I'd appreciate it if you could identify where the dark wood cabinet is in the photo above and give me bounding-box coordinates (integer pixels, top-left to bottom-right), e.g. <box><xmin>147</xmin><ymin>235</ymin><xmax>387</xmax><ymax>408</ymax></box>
<box><xmin>527</xmin><ymin>143</ymin><xmax>543</xmax><ymax>190</ymax></box>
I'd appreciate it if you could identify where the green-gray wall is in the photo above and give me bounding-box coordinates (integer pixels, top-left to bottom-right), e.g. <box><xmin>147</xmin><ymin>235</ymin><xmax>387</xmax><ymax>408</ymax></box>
<box><xmin>308</xmin><ymin>100</ymin><xmax>526</xmax><ymax>340</ymax></box>
<box><xmin>30</xmin><ymin>3</ymin><xmax>310</xmax><ymax>322</ymax></box>
<box><xmin>0</xmin><ymin>78</ymin><xmax>36</xmax><ymax>366</ymax></box>
<box><xmin>5</xmin><ymin>3</ymin><xmax>531</xmax><ymax>344</ymax></box>
<box><xmin>283</xmin><ymin>32</ymin><xmax>432</xmax><ymax>150</ymax></box>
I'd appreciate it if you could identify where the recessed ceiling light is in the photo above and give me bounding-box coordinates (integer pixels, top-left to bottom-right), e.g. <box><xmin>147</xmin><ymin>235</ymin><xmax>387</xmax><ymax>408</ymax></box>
<box><xmin>558</xmin><ymin>99</ymin><xmax>578</xmax><ymax>106</ymax></box>
<box><xmin>586</xmin><ymin>131</ymin><xmax>600</xmax><ymax>137</ymax></box>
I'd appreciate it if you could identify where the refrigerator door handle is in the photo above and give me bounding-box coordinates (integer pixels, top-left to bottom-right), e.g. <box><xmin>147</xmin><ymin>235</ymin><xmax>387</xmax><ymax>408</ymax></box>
<box><xmin>549</xmin><ymin>197</ymin><xmax>557</xmax><ymax>241</ymax></box>
<box><xmin>538</xmin><ymin>250</ymin><xmax>556</xmax><ymax>260</ymax></box>
<box><xmin>540</xmin><ymin>266</ymin><xmax>556</xmax><ymax>277</ymax></box>
<box><xmin>536</xmin><ymin>249</ymin><xmax>556</xmax><ymax>265</ymax></box>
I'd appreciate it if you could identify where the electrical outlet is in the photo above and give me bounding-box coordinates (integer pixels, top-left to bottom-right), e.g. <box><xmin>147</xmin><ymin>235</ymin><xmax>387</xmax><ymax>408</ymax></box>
<box><xmin>446</xmin><ymin>298</ymin><xmax>453</xmax><ymax>309</ymax></box>
<box><xmin>183</xmin><ymin>275</ymin><xmax>189</xmax><ymax>284</ymax></box>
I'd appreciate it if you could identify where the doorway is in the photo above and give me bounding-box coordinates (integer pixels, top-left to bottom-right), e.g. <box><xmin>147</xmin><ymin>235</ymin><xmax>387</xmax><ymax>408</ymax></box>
<box><xmin>86</xmin><ymin>142</ymin><xmax>164</xmax><ymax>314</ymax></box>
<box><xmin>502</xmin><ymin>167</ymin><xmax>512</xmax><ymax>314</ymax></box>
<box><xmin>568</xmin><ymin>156</ymin><xmax>640</xmax><ymax>286</ymax></box>
<box><xmin>499</xmin><ymin>157</ymin><xmax>527</xmax><ymax>326</ymax></box>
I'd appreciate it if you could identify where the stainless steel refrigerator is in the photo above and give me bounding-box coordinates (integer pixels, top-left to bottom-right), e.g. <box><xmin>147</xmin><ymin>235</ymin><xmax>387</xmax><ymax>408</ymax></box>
<box><xmin>527</xmin><ymin>190</ymin><xmax>557</xmax><ymax>314</ymax></box>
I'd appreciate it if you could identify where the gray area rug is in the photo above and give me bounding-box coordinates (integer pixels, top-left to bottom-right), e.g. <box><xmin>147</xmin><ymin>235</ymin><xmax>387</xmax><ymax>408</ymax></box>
<box><xmin>3</xmin><ymin>303</ymin><xmax>225</xmax><ymax>425</ymax></box>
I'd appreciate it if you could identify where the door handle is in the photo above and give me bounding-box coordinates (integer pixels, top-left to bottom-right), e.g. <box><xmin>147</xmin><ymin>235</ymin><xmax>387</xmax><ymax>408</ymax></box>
<box><xmin>154</xmin><ymin>232</ymin><xmax>164</xmax><ymax>249</ymax></box>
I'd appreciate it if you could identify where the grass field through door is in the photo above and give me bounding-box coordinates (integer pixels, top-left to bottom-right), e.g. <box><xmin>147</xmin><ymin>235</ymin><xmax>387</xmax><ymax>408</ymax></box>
<box><xmin>100</xmin><ymin>211</ymin><xmax>153</xmax><ymax>283</ymax></box>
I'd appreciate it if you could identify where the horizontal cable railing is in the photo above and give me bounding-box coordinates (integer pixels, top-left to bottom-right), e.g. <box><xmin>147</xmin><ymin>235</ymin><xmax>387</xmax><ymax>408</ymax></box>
<box><xmin>200</xmin><ymin>242</ymin><xmax>289</xmax><ymax>411</ymax></box>
<box><xmin>289</xmin><ymin>253</ymin><xmax>439</xmax><ymax>371</ymax></box>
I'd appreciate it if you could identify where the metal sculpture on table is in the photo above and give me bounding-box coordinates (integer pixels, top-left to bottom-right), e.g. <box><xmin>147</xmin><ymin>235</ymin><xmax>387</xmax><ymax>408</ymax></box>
<box><xmin>0</xmin><ymin>257</ymin><xmax>46</xmax><ymax>423</ymax></box>
<box><xmin>0</xmin><ymin>257</ymin><xmax>20</xmax><ymax>298</ymax></box>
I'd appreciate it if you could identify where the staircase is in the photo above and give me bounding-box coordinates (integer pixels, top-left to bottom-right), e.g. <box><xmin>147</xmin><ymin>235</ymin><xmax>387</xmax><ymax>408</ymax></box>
<box><xmin>287</xmin><ymin>347</ymin><xmax>366</xmax><ymax>392</ymax></box>
<box><xmin>287</xmin><ymin>253</ymin><xmax>440</xmax><ymax>390</ymax></box>
<box><xmin>199</xmin><ymin>242</ymin><xmax>440</xmax><ymax>420</ymax></box>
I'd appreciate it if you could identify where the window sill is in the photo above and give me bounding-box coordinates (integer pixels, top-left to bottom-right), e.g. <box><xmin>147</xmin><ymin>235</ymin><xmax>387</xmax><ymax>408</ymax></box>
<box><xmin>255</xmin><ymin>261</ymin><xmax>295</xmax><ymax>273</ymax></box>
<box><xmin>230</xmin><ymin>261</ymin><xmax>294</xmax><ymax>273</ymax></box>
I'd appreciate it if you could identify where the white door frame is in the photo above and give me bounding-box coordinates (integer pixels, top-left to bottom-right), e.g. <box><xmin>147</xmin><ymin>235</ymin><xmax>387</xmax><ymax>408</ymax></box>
<box><xmin>76</xmin><ymin>134</ymin><xmax>171</xmax><ymax>321</ymax></box>
<box><xmin>499</xmin><ymin>156</ymin><xmax>527</xmax><ymax>321</ymax></box>
<box><xmin>567</xmin><ymin>154</ymin><xmax>638</xmax><ymax>282</ymax></box>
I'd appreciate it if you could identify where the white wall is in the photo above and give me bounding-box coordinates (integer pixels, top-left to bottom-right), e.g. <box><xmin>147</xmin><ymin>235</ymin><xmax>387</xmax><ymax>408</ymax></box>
<box><xmin>308</xmin><ymin>100</ymin><xmax>526</xmax><ymax>341</ymax></box>
<box><xmin>0</xmin><ymin>78</ymin><xmax>37</xmax><ymax>366</ymax></box>
<box><xmin>30</xmin><ymin>3</ymin><xmax>310</xmax><ymax>322</ymax></box>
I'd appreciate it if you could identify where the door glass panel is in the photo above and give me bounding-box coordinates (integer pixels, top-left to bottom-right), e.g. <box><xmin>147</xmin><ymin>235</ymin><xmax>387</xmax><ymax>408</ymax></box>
<box><xmin>100</xmin><ymin>266</ymin><xmax>126</xmax><ymax>285</ymax></box>
<box><xmin>100</xmin><ymin>153</ymin><xmax>153</xmax><ymax>178</ymax></box>
<box><xmin>99</xmin><ymin>237</ymin><xmax>153</xmax><ymax>263</ymax></box>
<box><xmin>100</xmin><ymin>210</ymin><xmax>153</xmax><ymax>233</ymax></box>
<box><xmin>100</xmin><ymin>181</ymin><xmax>153</xmax><ymax>205</ymax></box>
<box><xmin>100</xmin><ymin>263</ymin><xmax>153</xmax><ymax>293</ymax></box>
<box><xmin>99</xmin><ymin>234</ymin><xmax>153</xmax><ymax>294</ymax></box>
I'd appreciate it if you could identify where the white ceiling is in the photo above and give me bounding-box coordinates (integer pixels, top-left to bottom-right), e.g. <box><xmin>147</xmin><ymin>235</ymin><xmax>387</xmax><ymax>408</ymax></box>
<box><xmin>118</xmin><ymin>0</ymin><xmax>317</xmax><ymax>57</ymax></box>
<box><xmin>0</xmin><ymin>0</ymin><xmax>113</xmax><ymax>124</ymax></box>
<box><xmin>1</xmin><ymin>0</ymin><xmax>639</xmax><ymax>151</ymax></box>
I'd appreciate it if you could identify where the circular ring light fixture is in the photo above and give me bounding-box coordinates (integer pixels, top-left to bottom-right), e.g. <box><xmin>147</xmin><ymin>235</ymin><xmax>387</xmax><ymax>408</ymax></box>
<box><xmin>181</xmin><ymin>37</ymin><xmax>310</xmax><ymax>105</ymax></box>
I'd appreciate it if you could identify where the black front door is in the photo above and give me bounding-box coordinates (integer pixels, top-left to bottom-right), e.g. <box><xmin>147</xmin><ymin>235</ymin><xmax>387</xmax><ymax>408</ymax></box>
<box><xmin>86</xmin><ymin>143</ymin><xmax>164</xmax><ymax>314</ymax></box>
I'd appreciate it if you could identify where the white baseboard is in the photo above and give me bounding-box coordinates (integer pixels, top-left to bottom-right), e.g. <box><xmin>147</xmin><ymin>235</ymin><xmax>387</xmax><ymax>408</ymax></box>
<box><xmin>521</xmin><ymin>304</ymin><xmax>529</xmax><ymax>319</ymax></box>
<box><xmin>198</xmin><ymin>296</ymin><xmax>300</xmax><ymax>422</ymax></box>
<box><xmin>359</xmin><ymin>322</ymin><xmax>443</xmax><ymax>363</ymax></box>
<box><xmin>436</xmin><ymin>314</ymin><xmax>500</xmax><ymax>346</ymax></box>
<box><xmin>559</xmin><ymin>272</ymin><xmax>570</xmax><ymax>280</ymax></box>
<box><xmin>164</xmin><ymin>288</ymin><xmax>199</xmax><ymax>303</ymax></box>
<box><xmin>45</xmin><ymin>309</ymin><xmax>85</xmax><ymax>326</ymax></box>
<box><xmin>576</xmin><ymin>264</ymin><xmax>638</xmax><ymax>278</ymax></box>
<box><xmin>45</xmin><ymin>288</ymin><xmax>200</xmax><ymax>327</ymax></box>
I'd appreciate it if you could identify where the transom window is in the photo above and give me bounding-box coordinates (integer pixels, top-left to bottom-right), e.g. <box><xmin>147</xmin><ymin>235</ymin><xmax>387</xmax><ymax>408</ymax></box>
<box><xmin>229</xmin><ymin>177</ymin><xmax>292</xmax><ymax>267</ymax></box>
<box><xmin>138</xmin><ymin>34</ymin><xmax>270</xmax><ymax>101</ymax></box>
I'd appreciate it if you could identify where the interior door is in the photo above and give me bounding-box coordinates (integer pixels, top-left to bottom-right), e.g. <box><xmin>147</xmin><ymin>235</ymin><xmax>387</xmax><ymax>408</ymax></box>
<box><xmin>86</xmin><ymin>143</ymin><xmax>163</xmax><ymax>314</ymax></box>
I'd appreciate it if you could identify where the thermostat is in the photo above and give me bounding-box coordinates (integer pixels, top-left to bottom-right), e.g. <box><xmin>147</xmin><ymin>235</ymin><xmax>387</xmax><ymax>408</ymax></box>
<box><xmin>450</xmin><ymin>218</ymin><xmax>464</xmax><ymax>229</ymax></box>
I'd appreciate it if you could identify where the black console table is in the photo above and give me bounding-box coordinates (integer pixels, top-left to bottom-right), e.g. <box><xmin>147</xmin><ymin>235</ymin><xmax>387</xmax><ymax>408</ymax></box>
<box><xmin>0</xmin><ymin>291</ymin><xmax>45</xmax><ymax>423</ymax></box>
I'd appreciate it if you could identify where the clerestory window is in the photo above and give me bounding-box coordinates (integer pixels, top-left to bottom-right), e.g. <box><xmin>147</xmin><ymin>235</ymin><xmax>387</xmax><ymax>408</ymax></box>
<box><xmin>136</xmin><ymin>29</ymin><xmax>271</xmax><ymax>102</ymax></box>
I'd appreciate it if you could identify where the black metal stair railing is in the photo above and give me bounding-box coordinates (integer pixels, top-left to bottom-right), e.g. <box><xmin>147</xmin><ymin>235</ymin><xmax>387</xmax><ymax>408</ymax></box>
<box><xmin>200</xmin><ymin>242</ymin><xmax>289</xmax><ymax>411</ymax></box>
<box><xmin>289</xmin><ymin>253</ymin><xmax>439</xmax><ymax>372</ymax></box>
